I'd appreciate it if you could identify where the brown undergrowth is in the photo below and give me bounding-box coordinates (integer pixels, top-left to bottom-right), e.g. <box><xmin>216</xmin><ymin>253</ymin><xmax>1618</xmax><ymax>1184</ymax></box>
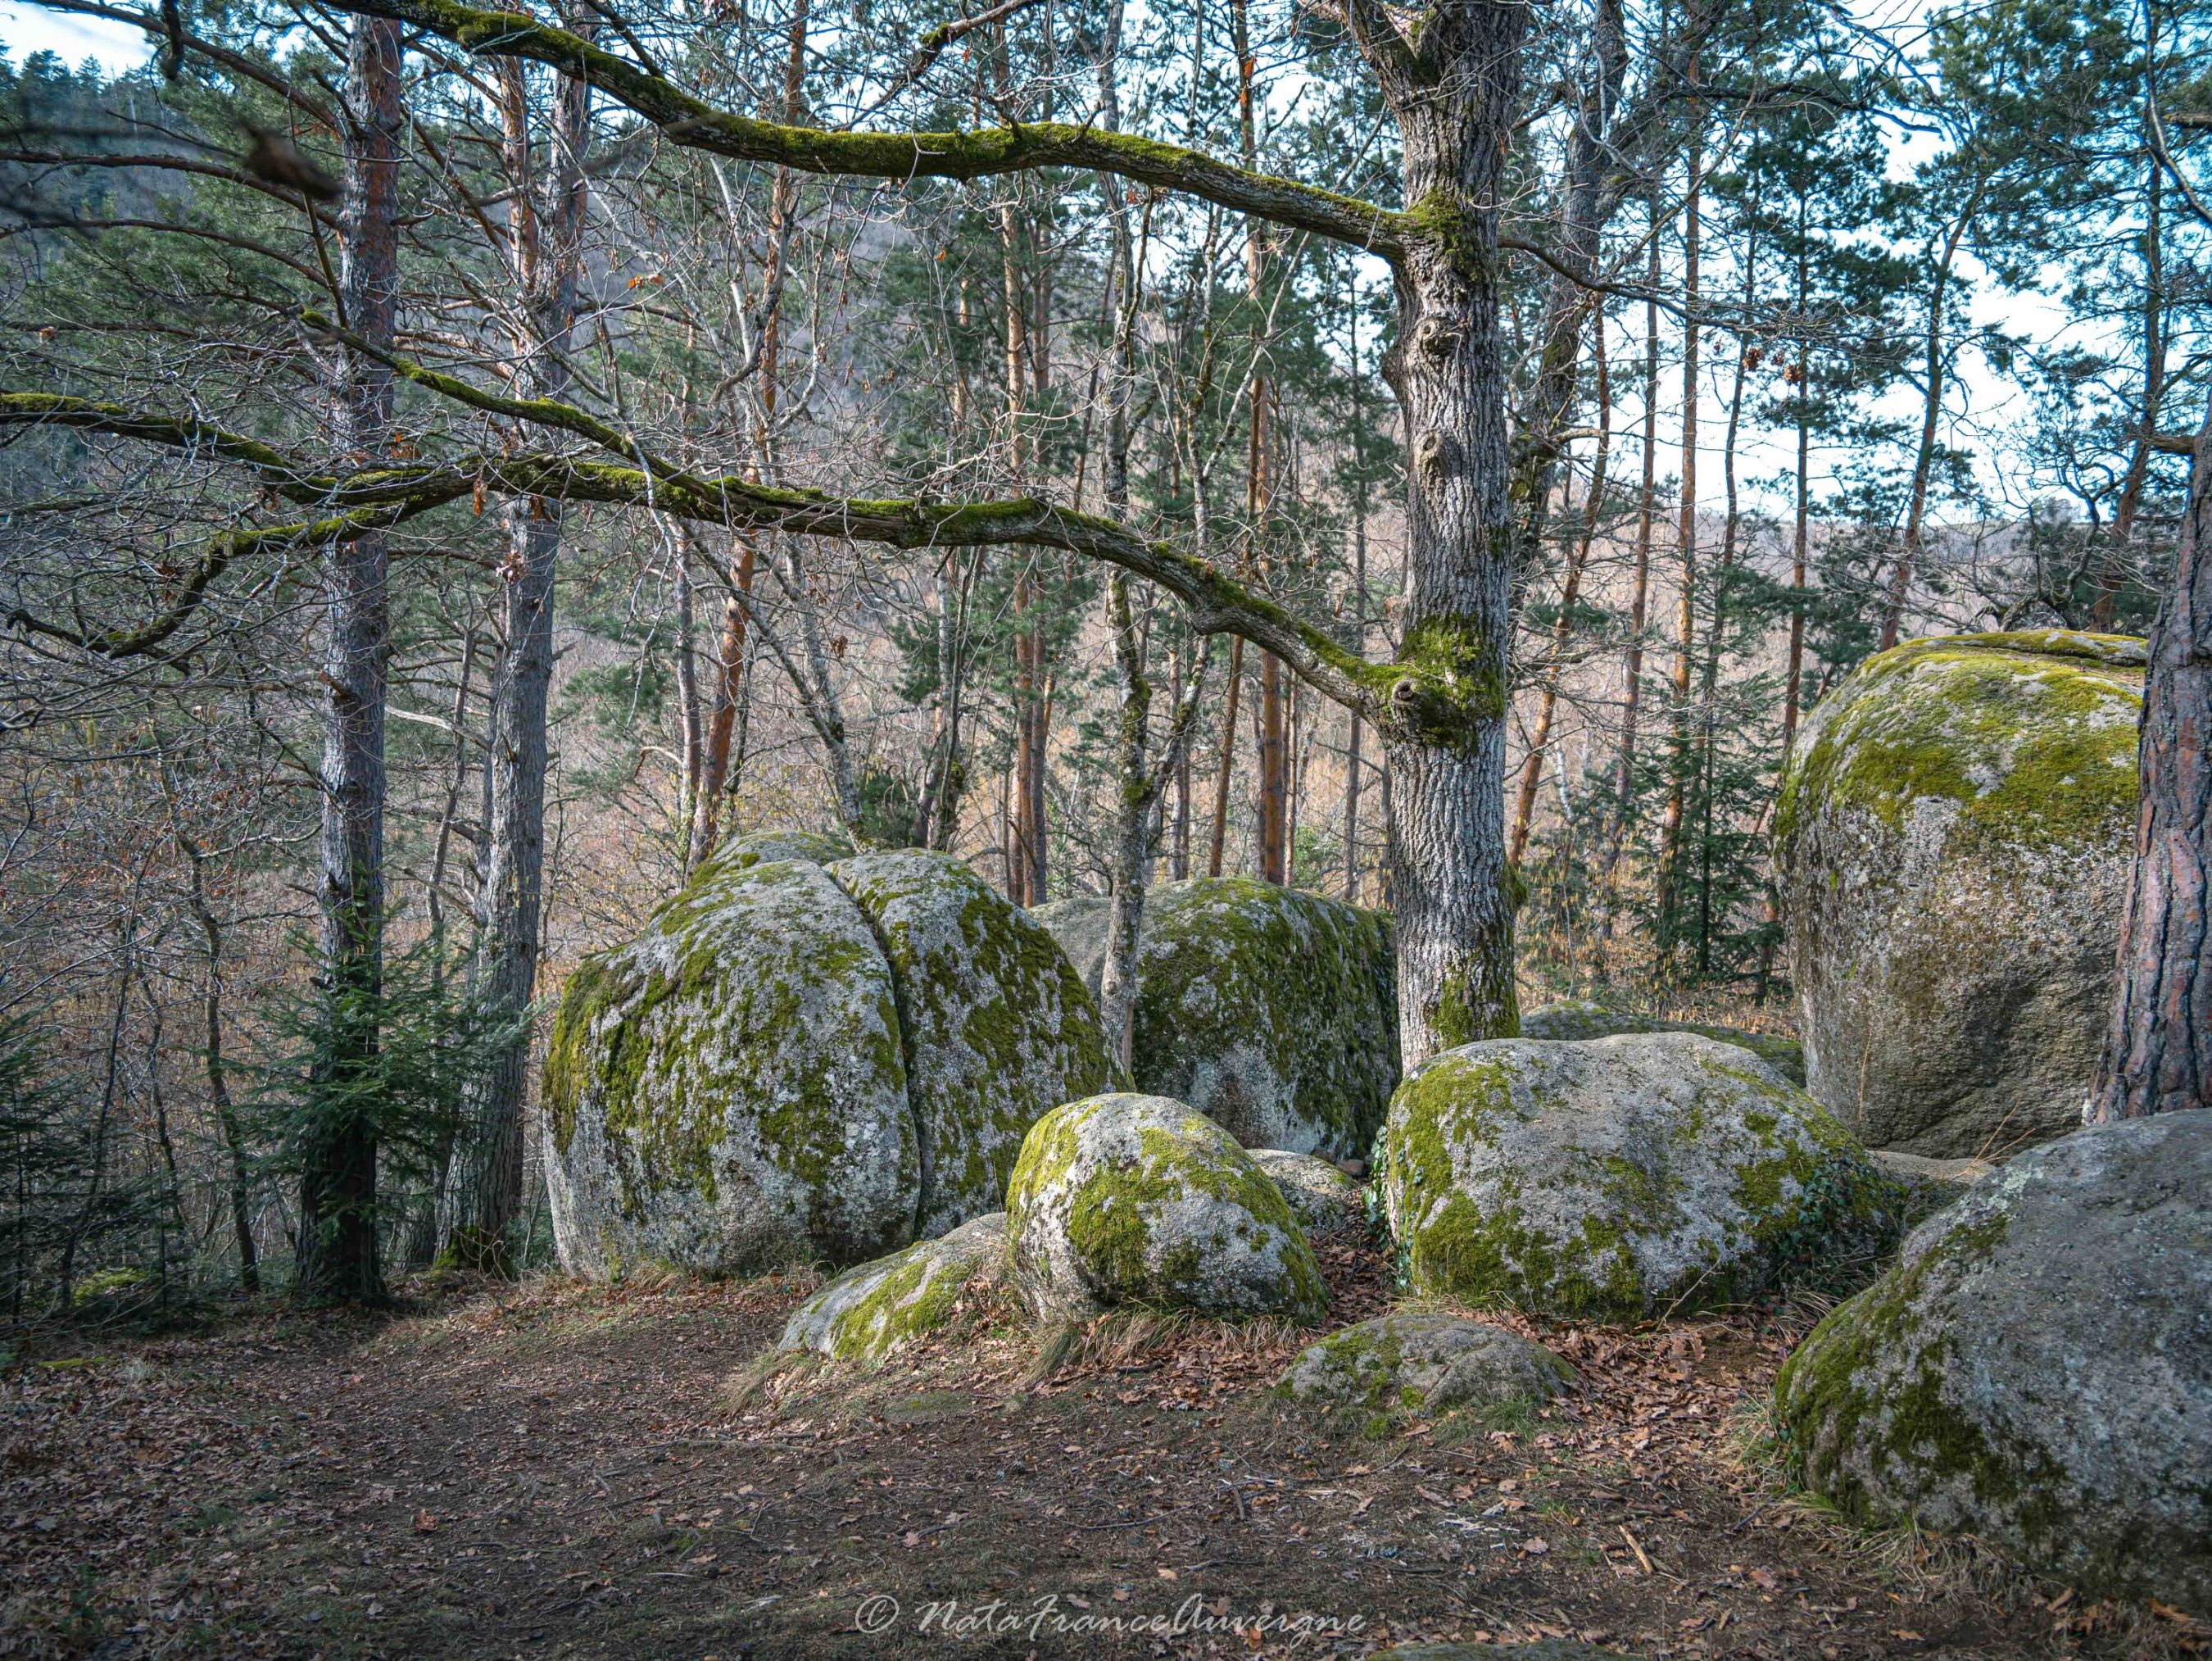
<box><xmin>0</xmin><ymin>1231</ymin><xmax>2201</xmax><ymax>1660</ymax></box>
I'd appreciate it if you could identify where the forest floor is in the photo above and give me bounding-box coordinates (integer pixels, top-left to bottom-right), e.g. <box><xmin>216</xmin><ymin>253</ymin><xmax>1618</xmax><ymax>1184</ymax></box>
<box><xmin>2</xmin><ymin>1231</ymin><xmax>2203</xmax><ymax>1661</ymax></box>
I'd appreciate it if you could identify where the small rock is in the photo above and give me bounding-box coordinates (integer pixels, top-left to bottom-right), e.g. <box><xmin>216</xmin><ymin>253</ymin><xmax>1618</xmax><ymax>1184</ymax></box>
<box><xmin>1005</xmin><ymin>1092</ymin><xmax>1327</xmax><ymax>1325</ymax></box>
<box><xmin>778</xmin><ymin>1214</ymin><xmax>1006</xmax><ymax>1365</ymax></box>
<box><xmin>1277</xmin><ymin>1314</ymin><xmax>1573</xmax><ymax>1432</ymax></box>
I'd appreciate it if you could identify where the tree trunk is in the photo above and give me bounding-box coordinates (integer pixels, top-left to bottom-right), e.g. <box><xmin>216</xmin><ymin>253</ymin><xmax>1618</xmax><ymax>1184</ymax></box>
<box><xmin>1510</xmin><ymin>321</ymin><xmax>1608</xmax><ymax>866</ymax></box>
<box><xmin>2089</xmin><ymin>409</ymin><xmax>2211</xmax><ymax>1119</ymax></box>
<box><xmin>297</xmin><ymin>11</ymin><xmax>401</xmax><ymax>1305</ymax></box>
<box><xmin>1603</xmin><ymin>184</ymin><xmax>1663</xmax><ymax>885</ymax></box>
<box><xmin>1881</xmin><ymin>201</ymin><xmax>1974</xmax><ymax>651</ymax></box>
<box><xmin>1657</xmin><ymin>115</ymin><xmax>1700</xmax><ymax>955</ymax></box>
<box><xmin>2094</xmin><ymin>157</ymin><xmax>2163</xmax><ymax>631</ymax></box>
<box><xmin>1369</xmin><ymin>0</ymin><xmax>1530</xmax><ymax>1058</ymax></box>
<box><xmin>1207</xmin><ymin>637</ymin><xmax>1244</xmax><ymax>877</ymax></box>
<box><xmin>440</xmin><ymin>42</ymin><xmax>591</xmax><ymax>1273</ymax></box>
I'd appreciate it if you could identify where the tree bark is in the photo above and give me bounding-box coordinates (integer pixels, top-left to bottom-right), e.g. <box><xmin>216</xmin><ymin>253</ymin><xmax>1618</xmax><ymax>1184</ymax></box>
<box><xmin>1361</xmin><ymin>0</ymin><xmax>1530</xmax><ymax>1055</ymax></box>
<box><xmin>1510</xmin><ymin>322</ymin><xmax>1608</xmax><ymax>867</ymax></box>
<box><xmin>1657</xmin><ymin>112</ymin><xmax>1699</xmax><ymax>955</ymax></box>
<box><xmin>440</xmin><ymin>39</ymin><xmax>592</xmax><ymax>1273</ymax></box>
<box><xmin>2089</xmin><ymin>408</ymin><xmax>2211</xmax><ymax>1119</ymax></box>
<box><xmin>297</xmin><ymin>11</ymin><xmax>401</xmax><ymax>1304</ymax></box>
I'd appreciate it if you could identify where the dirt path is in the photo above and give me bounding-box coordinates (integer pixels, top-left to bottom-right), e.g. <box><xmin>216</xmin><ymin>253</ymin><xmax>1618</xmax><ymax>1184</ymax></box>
<box><xmin>0</xmin><ymin>1250</ymin><xmax>2189</xmax><ymax>1660</ymax></box>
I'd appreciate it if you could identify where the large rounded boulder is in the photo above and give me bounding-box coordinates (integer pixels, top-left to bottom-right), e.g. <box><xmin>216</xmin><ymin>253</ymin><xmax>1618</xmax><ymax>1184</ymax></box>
<box><xmin>1036</xmin><ymin>877</ymin><xmax>1398</xmax><ymax>1160</ymax></box>
<box><xmin>1776</xmin><ymin>1112</ymin><xmax>2212</xmax><ymax>1613</ymax></box>
<box><xmin>1004</xmin><ymin>1092</ymin><xmax>1328</xmax><ymax>1324</ymax></box>
<box><xmin>545</xmin><ymin>843</ymin><xmax>1112</xmax><ymax>1278</ymax></box>
<box><xmin>828</xmin><ymin>851</ymin><xmax>1116</xmax><ymax>1236</ymax></box>
<box><xmin>1381</xmin><ymin>1033</ymin><xmax>1893</xmax><ymax>1318</ymax></box>
<box><xmin>1775</xmin><ymin>630</ymin><xmax>2143</xmax><ymax>1157</ymax></box>
<box><xmin>777</xmin><ymin>1212</ymin><xmax>1007</xmax><ymax>1366</ymax></box>
<box><xmin>1279</xmin><ymin>1313</ymin><xmax>1574</xmax><ymax>1435</ymax></box>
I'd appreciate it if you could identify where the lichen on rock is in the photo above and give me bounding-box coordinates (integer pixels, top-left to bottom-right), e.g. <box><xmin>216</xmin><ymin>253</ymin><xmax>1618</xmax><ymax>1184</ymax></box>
<box><xmin>1277</xmin><ymin>1313</ymin><xmax>1574</xmax><ymax>1437</ymax></box>
<box><xmin>1031</xmin><ymin>880</ymin><xmax>1398</xmax><ymax>1158</ymax></box>
<box><xmin>1521</xmin><ymin>999</ymin><xmax>1805</xmax><ymax>1084</ymax></box>
<box><xmin>1131</xmin><ymin>878</ymin><xmax>1398</xmax><ymax>1158</ymax></box>
<box><xmin>1248</xmin><ymin>1148</ymin><xmax>1363</xmax><ymax>1233</ymax></box>
<box><xmin>777</xmin><ymin>1212</ymin><xmax>1007</xmax><ymax>1366</ymax></box>
<box><xmin>1775</xmin><ymin>631</ymin><xmax>2143</xmax><ymax>1157</ymax></box>
<box><xmin>1381</xmin><ymin>1032</ymin><xmax>1896</xmax><ymax>1319</ymax></box>
<box><xmin>829</xmin><ymin>852</ymin><xmax>1116</xmax><ymax>1235</ymax></box>
<box><xmin>543</xmin><ymin>856</ymin><xmax>917</xmax><ymax>1278</ymax></box>
<box><xmin>1776</xmin><ymin>1111</ymin><xmax>2212</xmax><ymax>1615</ymax></box>
<box><xmin>1004</xmin><ymin>1092</ymin><xmax>1328</xmax><ymax>1325</ymax></box>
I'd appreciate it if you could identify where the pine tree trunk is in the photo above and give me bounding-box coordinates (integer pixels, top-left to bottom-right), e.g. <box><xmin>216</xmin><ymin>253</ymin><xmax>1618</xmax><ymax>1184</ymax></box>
<box><xmin>440</xmin><ymin>46</ymin><xmax>591</xmax><ymax>1273</ymax></box>
<box><xmin>2089</xmin><ymin>411</ymin><xmax>2211</xmax><ymax>1119</ymax></box>
<box><xmin>1603</xmin><ymin>187</ymin><xmax>1662</xmax><ymax>886</ymax></box>
<box><xmin>1657</xmin><ymin>117</ymin><xmax>1699</xmax><ymax>955</ymax></box>
<box><xmin>297</xmin><ymin>11</ymin><xmax>401</xmax><ymax>1304</ymax></box>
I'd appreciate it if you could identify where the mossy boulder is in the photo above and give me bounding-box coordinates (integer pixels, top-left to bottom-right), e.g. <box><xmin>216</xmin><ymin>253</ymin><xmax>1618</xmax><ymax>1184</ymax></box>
<box><xmin>1775</xmin><ymin>630</ymin><xmax>2144</xmax><ymax>1158</ymax></box>
<box><xmin>1521</xmin><ymin>999</ymin><xmax>1805</xmax><ymax>1084</ymax></box>
<box><xmin>1776</xmin><ymin>1111</ymin><xmax>2212</xmax><ymax>1614</ymax></box>
<box><xmin>545</xmin><ymin>857</ymin><xmax>915</xmax><ymax>1278</ymax></box>
<box><xmin>1279</xmin><ymin>1314</ymin><xmax>1573</xmax><ymax>1434</ymax></box>
<box><xmin>711</xmin><ymin>827</ymin><xmax>855</xmax><ymax>871</ymax></box>
<box><xmin>777</xmin><ymin>1212</ymin><xmax>1006</xmax><ymax>1365</ymax></box>
<box><xmin>1004</xmin><ymin>1092</ymin><xmax>1328</xmax><ymax>1325</ymax></box>
<box><xmin>546</xmin><ymin>845</ymin><xmax>1113</xmax><ymax>1278</ymax></box>
<box><xmin>828</xmin><ymin>852</ymin><xmax>1115</xmax><ymax>1235</ymax></box>
<box><xmin>1381</xmin><ymin>1033</ymin><xmax>1896</xmax><ymax>1319</ymax></box>
<box><xmin>1027</xmin><ymin>893</ymin><xmax>1112</xmax><ymax>995</ymax></box>
<box><xmin>1248</xmin><ymin>1149</ymin><xmax>1363</xmax><ymax>1232</ymax></box>
<box><xmin>1068</xmin><ymin>878</ymin><xmax>1398</xmax><ymax>1159</ymax></box>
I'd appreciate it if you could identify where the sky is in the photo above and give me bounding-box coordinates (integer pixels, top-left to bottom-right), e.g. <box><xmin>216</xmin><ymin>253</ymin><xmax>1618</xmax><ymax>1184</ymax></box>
<box><xmin>0</xmin><ymin>0</ymin><xmax>2093</xmax><ymax>533</ymax></box>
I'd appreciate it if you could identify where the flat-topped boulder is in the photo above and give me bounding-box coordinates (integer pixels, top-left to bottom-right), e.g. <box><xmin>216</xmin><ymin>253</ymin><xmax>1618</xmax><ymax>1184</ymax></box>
<box><xmin>1778</xmin><ymin>1112</ymin><xmax>2212</xmax><ymax>1614</ymax></box>
<box><xmin>1775</xmin><ymin>630</ymin><xmax>2143</xmax><ymax>1157</ymax></box>
<box><xmin>1005</xmin><ymin>1092</ymin><xmax>1327</xmax><ymax>1325</ymax></box>
<box><xmin>1278</xmin><ymin>1314</ymin><xmax>1573</xmax><ymax>1434</ymax></box>
<box><xmin>545</xmin><ymin>844</ymin><xmax>1112</xmax><ymax>1278</ymax></box>
<box><xmin>1031</xmin><ymin>878</ymin><xmax>1398</xmax><ymax>1160</ymax></box>
<box><xmin>1381</xmin><ymin>1033</ymin><xmax>1895</xmax><ymax>1319</ymax></box>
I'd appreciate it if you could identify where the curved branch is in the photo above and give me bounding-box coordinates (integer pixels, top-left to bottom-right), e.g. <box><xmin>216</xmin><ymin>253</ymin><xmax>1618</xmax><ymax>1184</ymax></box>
<box><xmin>313</xmin><ymin>0</ymin><xmax>1414</xmax><ymax>261</ymax></box>
<box><xmin>0</xmin><ymin>388</ymin><xmax>1399</xmax><ymax>715</ymax></box>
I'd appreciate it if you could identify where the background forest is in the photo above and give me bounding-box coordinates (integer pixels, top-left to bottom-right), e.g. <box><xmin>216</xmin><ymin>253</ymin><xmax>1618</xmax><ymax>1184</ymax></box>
<box><xmin>0</xmin><ymin>0</ymin><xmax>2206</xmax><ymax>1313</ymax></box>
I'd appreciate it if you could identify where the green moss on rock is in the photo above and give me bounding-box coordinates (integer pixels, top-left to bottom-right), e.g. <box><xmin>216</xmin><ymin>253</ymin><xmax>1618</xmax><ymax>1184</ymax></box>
<box><xmin>1383</xmin><ymin>1034</ymin><xmax>1892</xmax><ymax>1319</ymax></box>
<box><xmin>1775</xmin><ymin>632</ymin><xmax>2144</xmax><ymax>1159</ymax></box>
<box><xmin>1126</xmin><ymin>878</ymin><xmax>1398</xmax><ymax>1160</ymax></box>
<box><xmin>542</xmin><ymin>856</ymin><xmax>918</xmax><ymax>1279</ymax></box>
<box><xmin>1005</xmin><ymin>1092</ymin><xmax>1327</xmax><ymax>1324</ymax></box>
<box><xmin>827</xmin><ymin>851</ymin><xmax>1114</xmax><ymax>1235</ymax></box>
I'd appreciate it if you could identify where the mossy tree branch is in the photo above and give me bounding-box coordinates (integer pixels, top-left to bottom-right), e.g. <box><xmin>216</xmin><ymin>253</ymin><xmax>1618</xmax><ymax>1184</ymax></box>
<box><xmin>311</xmin><ymin>0</ymin><xmax>1416</xmax><ymax>263</ymax></box>
<box><xmin>1</xmin><ymin>391</ymin><xmax>1415</xmax><ymax>715</ymax></box>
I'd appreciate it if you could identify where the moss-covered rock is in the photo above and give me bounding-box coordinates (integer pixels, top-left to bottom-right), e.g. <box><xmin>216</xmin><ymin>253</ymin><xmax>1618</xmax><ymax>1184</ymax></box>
<box><xmin>1027</xmin><ymin>894</ymin><xmax>1112</xmax><ymax>996</ymax></box>
<box><xmin>543</xmin><ymin>857</ymin><xmax>916</xmax><ymax>1278</ymax></box>
<box><xmin>1381</xmin><ymin>1033</ymin><xmax>1896</xmax><ymax>1319</ymax></box>
<box><xmin>1120</xmin><ymin>878</ymin><xmax>1398</xmax><ymax>1159</ymax></box>
<box><xmin>1776</xmin><ymin>1112</ymin><xmax>2212</xmax><ymax>1615</ymax></box>
<box><xmin>1775</xmin><ymin>631</ymin><xmax>2143</xmax><ymax>1157</ymax></box>
<box><xmin>777</xmin><ymin>1212</ymin><xmax>1006</xmax><ymax>1365</ymax></box>
<box><xmin>1278</xmin><ymin>1314</ymin><xmax>1573</xmax><ymax>1434</ymax></box>
<box><xmin>546</xmin><ymin>841</ymin><xmax>1114</xmax><ymax>1279</ymax></box>
<box><xmin>1005</xmin><ymin>1092</ymin><xmax>1328</xmax><ymax>1324</ymax></box>
<box><xmin>1248</xmin><ymin>1148</ymin><xmax>1363</xmax><ymax>1233</ymax></box>
<box><xmin>828</xmin><ymin>852</ymin><xmax>1116</xmax><ymax>1235</ymax></box>
<box><xmin>1521</xmin><ymin>999</ymin><xmax>1805</xmax><ymax>1084</ymax></box>
<box><xmin>709</xmin><ymin>826</ymin><xmax>856</xmax><ymax>872</ymax></box>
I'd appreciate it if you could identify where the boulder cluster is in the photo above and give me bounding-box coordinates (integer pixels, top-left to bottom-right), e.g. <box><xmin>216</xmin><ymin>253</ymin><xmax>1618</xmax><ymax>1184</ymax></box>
<box><xmin>547</xmin><ymin>617</ymin><xmax>2210</xmax><ymax>1623</ymax></box>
